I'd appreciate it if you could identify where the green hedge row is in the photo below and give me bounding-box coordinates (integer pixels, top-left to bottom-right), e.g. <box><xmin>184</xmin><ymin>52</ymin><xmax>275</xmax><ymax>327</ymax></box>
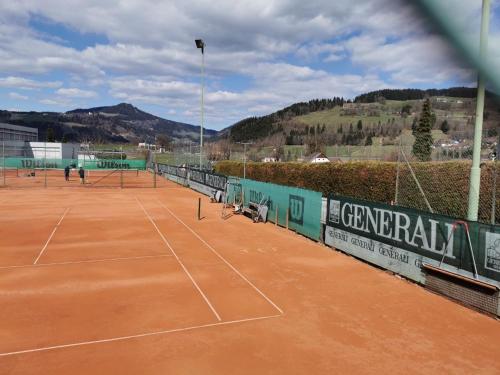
<box><xmin>215</xmin><ymin>160</ymin><xmax>500</xmax><ymax>223</ymax></box>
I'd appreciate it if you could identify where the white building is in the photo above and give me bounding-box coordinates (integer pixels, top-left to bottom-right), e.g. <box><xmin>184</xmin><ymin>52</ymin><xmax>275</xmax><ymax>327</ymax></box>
<box><xmin>305</xmin><ymin>152</ymin><xmax>330</xmax><ymax>164</ymax></box>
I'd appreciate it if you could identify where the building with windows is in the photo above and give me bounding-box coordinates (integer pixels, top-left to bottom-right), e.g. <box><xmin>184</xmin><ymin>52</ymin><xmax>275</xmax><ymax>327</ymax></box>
<box><xmin>0</xmin><ymin>123</ymin><xmax>38</xmax><ymax>142</ymax></box>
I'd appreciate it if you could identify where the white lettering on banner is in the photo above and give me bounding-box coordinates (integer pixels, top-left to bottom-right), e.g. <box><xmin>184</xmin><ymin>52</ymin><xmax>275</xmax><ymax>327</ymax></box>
<box><xmin>325</xmin><ymin>226</ymin><xmax>425</xmax><ymax>283</ymax></box>
<box><xmin>330</xmin><ymin>199</ymin><xmax>456</xmax><ymax>259</ymax></box>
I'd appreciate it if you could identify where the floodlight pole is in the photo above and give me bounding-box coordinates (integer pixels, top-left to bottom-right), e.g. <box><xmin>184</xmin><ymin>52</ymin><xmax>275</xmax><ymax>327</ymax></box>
<box><xmin>467</xmin><ymin>0</ymin><xmax>491</xmax><ymax>222</ymax></box>
<box><xmin>195</xmin><ymin>39</ymin><xmax>205</xmax><ymax>170</ymax></box>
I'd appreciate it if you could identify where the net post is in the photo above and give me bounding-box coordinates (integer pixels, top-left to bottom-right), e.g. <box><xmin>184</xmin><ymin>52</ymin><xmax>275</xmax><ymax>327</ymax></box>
<box><xmin>275</xmin><ymin>204</ymin><xmax>278</xmax><ymax>226</ymax></box>
<box><xmin>198</xmin><ymin>198</ymin><xmax>201</xmax><ymax>220</ymax></box>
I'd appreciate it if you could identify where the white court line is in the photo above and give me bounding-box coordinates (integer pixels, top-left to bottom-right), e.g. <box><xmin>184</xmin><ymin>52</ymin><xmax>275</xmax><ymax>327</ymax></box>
<box><xmin>156</xmin><ymin>200</ymin><xmax>284</xmax><ymax>315</ymax></box>
<box><xmin>0</xmin><ymin>313</ymin><xmax>281</xmax><ymax>357</ymax></box>
<box><xmin>0</xmin><ymin>254</ymin><xmax>172</xmax><ymax>270</ymax></box>
<box><xmin>33</xmin><ymin>207</ymin><xmax>71</xmax><ymax>265</ymax></box>
<box><xmin>135</xmin><ymin>197</ymin><xmax>222</xmax><ymax>322</ymax></box>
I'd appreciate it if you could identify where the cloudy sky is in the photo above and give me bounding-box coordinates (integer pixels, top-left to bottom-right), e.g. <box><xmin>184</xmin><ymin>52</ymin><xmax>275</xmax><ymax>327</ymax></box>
<box><xmin>0</xmin><ymin>0</ymin><xmax>499</xmax><ymax>130</ymax></box>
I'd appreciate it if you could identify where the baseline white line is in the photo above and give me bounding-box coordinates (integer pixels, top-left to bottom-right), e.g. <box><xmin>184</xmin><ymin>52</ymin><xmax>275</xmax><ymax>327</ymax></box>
<box><xmin>135</xmin><ymin>197</ymin><xmax>221</xmax><ymax>322</ymax></box>
<box><xmin>0</xmin><ymin>314</ymin><xmax>281</xmax><ymax>357</ymax></box>
<box><xmin>33</xmin><ymin>207</ymin><xmax>71</xmax><ymax>265</ymax></box>
<box><xmin>156</xmin><ymin>200</ymin><xmax>284</xmax><ymax>315</ymax></box>
<box><xmin>0</xmin><ymin>254</ymin><xmax>173</xmax><ymax>270</ymax></box>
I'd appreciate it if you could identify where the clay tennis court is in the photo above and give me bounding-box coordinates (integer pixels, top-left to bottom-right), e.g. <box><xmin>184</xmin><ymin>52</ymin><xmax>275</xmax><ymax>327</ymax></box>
<box><xmin>1</xmin><ymin>177</ymin><xmax>500</xmax><ymax>374</ymax></box>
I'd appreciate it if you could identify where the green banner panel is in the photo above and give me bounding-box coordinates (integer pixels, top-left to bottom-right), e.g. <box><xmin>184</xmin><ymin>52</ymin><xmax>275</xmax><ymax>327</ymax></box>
<box><xmin>229</xmin><ymin>178</ymin><xmax>322</xmax><ymax>241</ymax></box>
<box><xmin>326</xmin><ymin>194</ymin><xmax>500</xmax><ymax>285</ymax></box>
<box><xmin>1</xmin><ymin>157</ymin><xmax>146</xmax><ymax>170</ymax></box>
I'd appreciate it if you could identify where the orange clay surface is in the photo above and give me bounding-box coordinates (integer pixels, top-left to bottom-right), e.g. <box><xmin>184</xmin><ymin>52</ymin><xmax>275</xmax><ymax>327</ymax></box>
<box><xmin>1</xmin><ymin>175</ymin><xmax>500</xmax><ymax>374</ymax></box>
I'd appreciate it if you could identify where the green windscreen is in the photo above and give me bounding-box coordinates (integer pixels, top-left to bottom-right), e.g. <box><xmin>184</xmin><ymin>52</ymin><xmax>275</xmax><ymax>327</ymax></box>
<box><xmin>1</xmin><ymin>157</ymin><xmax>146</xmax><ymax>170</ymax></box>
<box><xmin>228</xmin><ymin>178</ymin><xmax>322</xmax><ymax>241</ymax></box>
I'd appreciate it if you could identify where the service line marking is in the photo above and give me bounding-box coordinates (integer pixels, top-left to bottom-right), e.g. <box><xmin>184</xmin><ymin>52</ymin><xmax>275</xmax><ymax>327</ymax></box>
<box><xmin>0</xmin><ymin>254</ymin><xmax>173</xmax><ymax>270</ymax></box>
<box><xmin>0</xmin><ymin>313</ymin><xmax>282</xmax><ymax>357</ymax></box>
<box><xmin>33</xmin><ymin>207</ymin><xmax>71</xmax><ymax>265</ymax></box>
<box><xmin>135</xmin><ymin>197</ymin><xmax>222</xmax><ymax>322</ymax></box>
<box><xmin>156</xmin><ymin>199</ymin><xmax>284</xmax><ymax>315</ymax></box>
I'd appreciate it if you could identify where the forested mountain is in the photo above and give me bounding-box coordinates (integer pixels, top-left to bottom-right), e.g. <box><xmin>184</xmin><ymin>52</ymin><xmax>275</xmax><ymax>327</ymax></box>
<box><xmin>354</xmin><ymin>87</ymin><xmax>497</xmax><ymax>103</ymax></box>
<box><xmin>223</xmin><ymin>98</ymin><xmax>345</xmax><ymax>142</ymax></box>
<box><xmin>0</xmin><ymin>103</ymin><xmax>216</xmax><ymax>143</ymax></box>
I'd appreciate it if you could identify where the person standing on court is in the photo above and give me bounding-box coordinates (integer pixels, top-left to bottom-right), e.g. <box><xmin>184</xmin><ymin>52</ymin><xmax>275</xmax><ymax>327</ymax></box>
<box><xmin>64</xmin><ymin>165</ymin><xmax>70</xmax><ymax>181</ymax></box>
<box><xmin>78</xmin><ymin>167</ymin><xmax>85</xmax><ymax>184</ymax></box>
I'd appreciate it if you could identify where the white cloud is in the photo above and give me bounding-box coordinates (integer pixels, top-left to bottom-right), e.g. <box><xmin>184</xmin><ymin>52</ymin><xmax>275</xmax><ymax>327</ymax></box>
<box><xmin>56</xmin><ymin>87</ymin><xmax>97</xmax><ymax>98</ymax></box>
<box><xmin>8</xmin><ymin>92</ymin><xmax>28</xmax><ymax>100</ymax></box>
<box><xmin>0</xmin><ymin>0</ymin><xmax>498</xmax><ymax>126</ymax></box>
<box><xmin>0</xmin><ymin>76</ymin><xmax>62</xmax><ymax>90</ymax></box>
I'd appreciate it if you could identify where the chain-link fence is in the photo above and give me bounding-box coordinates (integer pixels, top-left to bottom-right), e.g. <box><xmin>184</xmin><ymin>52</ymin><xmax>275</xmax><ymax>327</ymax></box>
<box><xmin>0</xmin><ymin>141</ymin><xmax>167</xmax><ymax>188</ymax></box>
<box><xmin>394</xmin><ymin>135</ymin><xmax>499</xmax><ymax>224</ymax></box>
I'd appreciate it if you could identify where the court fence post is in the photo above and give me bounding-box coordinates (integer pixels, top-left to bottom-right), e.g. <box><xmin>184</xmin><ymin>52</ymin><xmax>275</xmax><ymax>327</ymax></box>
<box><xmin>44</xmin><ymin>140</ymin><xmax>47</xmax><ymax>188</ymax></box>
<box><xmin>286</xmin><ymin>208</ymin><xmax>289</xmax><ymax>229</ymax></box>
<box><xmin>120</xmin><ymin>146</ymin><xmax>124</xmax><ymax>189</ymax></box>
<box><xmin>2</xmin><ymin>140</ymin><xmax>5</xmax><ymax>186</ymax></box>
<box><xmin>153</xmin><ymin>152</ymin><xmax>157</xmax><ymax>188</ymax></box>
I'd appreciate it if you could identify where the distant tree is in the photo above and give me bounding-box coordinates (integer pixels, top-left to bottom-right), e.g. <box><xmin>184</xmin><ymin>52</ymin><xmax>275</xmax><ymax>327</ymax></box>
<box><xmin>411</xmin><ymin>117</ymin><xmax>418</xmax><ymax>135</ymax></box>
<box><xmin>61</xmin><ymin>134</ymin><xmax>68</xmax><ymax>143</ymax></box>
<box><xmin>356</xmin><ymin>120</ymin><xmax>363</xmax><ymax>131</ymax></box>
<box><xmin>46</xmin><ymin>127</ymin><xmax>55</xmax><ymax>142</ymax></box>
<box><xmin>401</xmin><ymin>104</ymin><xmax>412</xmax><ymax>116</ymax></box>
<box><xmin>365</xmin><ymin>133</ymin><xmax>373</xmax><ymax>146</ymax></box>
<box><xmin>440</xmin><ymin>120</ymin><xmax>449</xmax><ymax>134</ymax></box>
<box><xmin>156</xmin><ymin>134</ymin><xmax>171</xmax><ymax>149</ymax></box>
<box><xmin>412</xmin><ymin>99</ymin><xmax>434</xmax><ymax>161</ymax></box>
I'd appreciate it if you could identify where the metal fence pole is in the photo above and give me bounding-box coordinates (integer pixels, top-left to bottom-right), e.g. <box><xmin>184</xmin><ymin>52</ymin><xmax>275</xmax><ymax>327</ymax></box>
<box><xmin>491</xmin><ymin>160</ymin><xmax>497</xmax><ymax>224</ymax></box>
<box><xmin>394</xmin><ymin>137</ymin><xmax>402</xmax><ymax>205</ymax></box>
<box><xmin>44</xmin><ymin>140</ymin><xmax>47</xmax><ymax>188</ymax></box>
<box><xmin>2</xmin><ymin>140</ymin><xmax>5</xmax><ymax>186</ymax></box>
<box><xmin>120</xmin><ymin>146</ymin><xmax>123</xmax><ymax>189</ymax></box>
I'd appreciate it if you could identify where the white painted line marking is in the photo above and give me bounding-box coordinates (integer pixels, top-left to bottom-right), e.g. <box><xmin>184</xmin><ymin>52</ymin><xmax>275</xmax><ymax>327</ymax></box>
<box><xmin>157</xmin><ymin>199</ymin><xmax>284</xmax><ymax>315</ymax></box>
<box><xmin>0</xmin><ymin>314</ymin><xmax>281</xmax><ymax>357</ymax></box>
<box><xmin>33</xmin><ymin>207</ymin><xmax>71</xmax><ymax>265</ymax></box>
<box><xmin>0</xmin><ymin>254</ymin><xmax>173</xmax><ymax>270</ymax></box>
<box><xmin>135</xmin><ymin>197</ymin><xmax>221</xmax><ymax>321</ymax></box>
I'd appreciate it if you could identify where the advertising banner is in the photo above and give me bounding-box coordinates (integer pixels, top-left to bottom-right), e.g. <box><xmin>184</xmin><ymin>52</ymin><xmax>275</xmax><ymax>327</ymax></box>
<box><xmin>326</xmin><ymin>195</ymin><xmax>500</xmax><ymax>286</ymax></box>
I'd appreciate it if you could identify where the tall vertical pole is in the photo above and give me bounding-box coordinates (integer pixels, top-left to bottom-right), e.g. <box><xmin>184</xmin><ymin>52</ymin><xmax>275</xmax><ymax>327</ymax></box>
<box><xmin>120</xmin><ymin>146</ymin><xmax>124</xmax><ymax>189</ymax></box>
<box><xmin>467</xmin><ymin>0</ymin><xmax>491</xmax><ymax>221</ymax></box>
<box><xmin>243</xmin><ymin>143</ymin><xmax>247</xmax><ymax>179</ymax></box>
<box><xmin>44</xmin><ymin>139</ymin><xmax>47</xmax><ymax>188</ymax></box>
<box><xmin>2</xmin><ymin>139</ymin><xmax>5</xmax><ymax>186</ymax></box>
<box><xmin>200</xmin><ymin>48</ymin><xmax>205</xmax><ymax>170</ymax></box>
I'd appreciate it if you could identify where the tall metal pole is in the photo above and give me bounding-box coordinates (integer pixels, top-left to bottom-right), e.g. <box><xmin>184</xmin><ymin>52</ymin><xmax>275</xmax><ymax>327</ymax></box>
<box><xmin>2</xmin><ymin>139</ymin><xmax>5</xmax><ymax>186</ymax></box>
<box><xmin>200</xmin><ymin>46</ymin><xmax>205</xmax><ymax>170</ymax></box>
<box><xmin>467</xmin><ymin>0</ymin><xmax>491</xmax><ymax>221</ymax></box>
<box><xmin>243</xmin><ymin>143</ymin><xmax>247</xmax><ymax>179</ymax></box>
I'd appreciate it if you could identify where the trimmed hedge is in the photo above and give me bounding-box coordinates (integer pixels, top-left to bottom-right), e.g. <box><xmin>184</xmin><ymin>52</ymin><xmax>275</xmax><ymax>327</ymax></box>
<box><xmin>215</xmin><ymin>160</ymin><xmax>500</xmax><ymax>223</ymax></box>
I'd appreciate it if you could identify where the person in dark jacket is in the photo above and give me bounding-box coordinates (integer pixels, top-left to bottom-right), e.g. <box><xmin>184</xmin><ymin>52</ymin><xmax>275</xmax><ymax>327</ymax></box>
<box><xmin>64</xmin><ymin>165</ymin><xmax>70</xmax><ymax>181</ymax></box>
<box><xmin>78</xmin><ymin>167</ymin><xmax>85</xmax><ymax>184</ymax></box>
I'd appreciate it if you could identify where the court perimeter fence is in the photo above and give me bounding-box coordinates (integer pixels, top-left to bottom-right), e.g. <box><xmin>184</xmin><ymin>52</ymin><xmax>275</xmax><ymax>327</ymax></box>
<box><xmin>155</xmin><ymin>163</ymin><xmax>323</xmax><ymax>241</ymax></box>
<box><xmin>158</xmin><ymin>161</ymin><xmax>500</xmax><ymax>316</ymax></box>
<box><xmin>0</xmin><ymin>156</ymin><xmax>156</xmax><ymax>188</ymax></box>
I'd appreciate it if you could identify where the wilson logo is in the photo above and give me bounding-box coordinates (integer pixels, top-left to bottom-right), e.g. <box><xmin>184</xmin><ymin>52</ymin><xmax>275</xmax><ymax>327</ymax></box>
<box><xmin>289</xmin><ymin>195</ymin><xmax>304</xmax><ymax>225</ymax></box>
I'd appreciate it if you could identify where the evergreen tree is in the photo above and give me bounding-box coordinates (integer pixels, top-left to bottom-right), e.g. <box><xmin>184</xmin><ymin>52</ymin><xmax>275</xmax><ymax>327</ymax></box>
<box><xmin>365</xmin><ymin>133</ymin><xmax>373</xmax><ymax>146</ymax></box>
<box><xmin>357</xmin><ymin>119</ymin><xmax>363</xmax><ymax>131</ymax></box>
<box><xmin>411</xmin><ymin>117</ymin><xmax>418</xmax><ymax>135</ymax></box>
<box><xmin>412</xmin><ymin>99</ymin><xmax>434</xmax><ymax>161</ymax></box>
<box><xmin>440</xmin><ymin>120</ymin><xmax>449</xmax><ymax>134</ymax></box>
<box><xmin>46</xmin><ymin>127</ymin><xmax>55</xmax><ymax>142</ymax></box>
